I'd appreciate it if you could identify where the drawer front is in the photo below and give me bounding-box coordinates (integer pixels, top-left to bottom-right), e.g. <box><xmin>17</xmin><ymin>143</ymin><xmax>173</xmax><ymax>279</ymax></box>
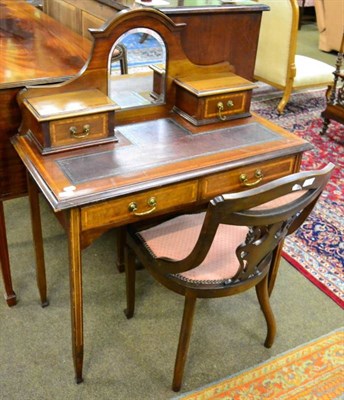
<box><xmin>50</xmin><ymin>112</ymin><xmax>109</xmax><ymax>147</ymax></box>
<box><xmin>204</xmin><ymin>92</ymin><xmax>248</xmax><ymax>119</ymax></box>
<box><xmin>200</xmin><ymin>156</ymin><xmax>296</xmax><ymax>200</ymax></box>
<box><xmin>81</xmin><ymin>180</ymin><xmax>199</xmax><ymax>230</ymax></box>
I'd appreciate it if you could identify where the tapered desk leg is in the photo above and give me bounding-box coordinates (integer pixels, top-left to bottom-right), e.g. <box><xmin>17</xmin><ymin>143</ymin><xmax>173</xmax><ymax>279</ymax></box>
<box><xmin>68</xmin><ymin>208</ymin><xmax>84</xmax><ymax>384</ymax></box>
<box><xmin>27</xmin><ymin>174</ymin><xmax>48</xmax><ymax>307</ymax></box>
<box><xmin>0</xmin><ymin>201</ymin><xmax>17</xmax><ymax>306</ymax></box>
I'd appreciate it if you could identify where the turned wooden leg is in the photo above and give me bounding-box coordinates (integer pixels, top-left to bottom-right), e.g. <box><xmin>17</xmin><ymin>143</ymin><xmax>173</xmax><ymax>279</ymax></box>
<box><xmin>172</xmin><ymin>294</ymin><xmax>197</xmax><ymax>392</ymax></box>
<box><xmin>68</xmin><ymin>208</ymin><xmax>84</xmax><ymax>384</ymax></box>
<box><xmin>256</xmin><ymin>274</ymin><xmax>276</xmax><ymax>349</ymax></box>
<box><xmin>27</xmin><ymin>174</ymin><xmax>48</xmax><ymax>307</ymax></box>
<box><xmin>0</xmin><ymin>201</ymin><xmax>17</xmax><ymax>306</ymax></box>
<box><xmin>321</xmin><ymin>117</ymin><xmax>330</xmax><ymax>135</ymax></box>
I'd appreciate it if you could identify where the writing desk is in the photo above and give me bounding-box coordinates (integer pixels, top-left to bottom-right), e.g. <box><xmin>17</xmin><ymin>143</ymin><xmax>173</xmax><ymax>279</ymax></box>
<box><xmin>0</xmin><ymin>0</ymin><xmax>90</xmax><ymax>305</ymax></box>
<box><xmin>12</xmin><ymin>114</ymin><xmax>311</xmax><ymax>382</ymax></box>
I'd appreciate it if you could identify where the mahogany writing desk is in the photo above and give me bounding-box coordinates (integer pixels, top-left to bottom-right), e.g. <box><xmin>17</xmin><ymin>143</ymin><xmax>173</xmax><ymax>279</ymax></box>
<box><xmin>0</xmin><ymin>0</ymin><xmax>90</xmax><ymax>305</ymax></box>
<box><xmin>11</xmin><ymin>6</ymin><xmax>311</xmax><ymax>384</ymax></box>
<box><xmin>12</xmin><ymin>114</ymin><xmax>311</xmax><ymax>383</ymax></box>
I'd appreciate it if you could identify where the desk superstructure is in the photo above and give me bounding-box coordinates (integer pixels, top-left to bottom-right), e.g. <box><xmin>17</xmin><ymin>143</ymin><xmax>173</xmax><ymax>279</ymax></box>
<box><xmin>5</xmin><ymin>2</ymin><xmax>311</xmax><ymax>385</ymax></box>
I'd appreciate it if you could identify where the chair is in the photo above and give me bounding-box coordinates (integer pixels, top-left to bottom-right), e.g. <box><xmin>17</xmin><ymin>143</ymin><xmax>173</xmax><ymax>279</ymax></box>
<box><xmin>254</xmin><ymin>0</ymin><xmax>334</xmax><ymax>113</ymax></box>
<box><xmin>124</xmin><ymin>164</ymin><xmax>334</xmax><ymax>392</ymax></box>
<box><xmin>111</xmin><ymin>43</ymin><xmax>128</xmax><ymax>75</ymax></box>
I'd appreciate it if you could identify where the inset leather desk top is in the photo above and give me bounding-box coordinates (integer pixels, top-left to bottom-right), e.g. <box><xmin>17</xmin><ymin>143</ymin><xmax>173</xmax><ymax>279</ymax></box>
<box><xmin>12</xmin><ymin>114</ymin><xmax>311</xmax><ymax>211</ymax></box>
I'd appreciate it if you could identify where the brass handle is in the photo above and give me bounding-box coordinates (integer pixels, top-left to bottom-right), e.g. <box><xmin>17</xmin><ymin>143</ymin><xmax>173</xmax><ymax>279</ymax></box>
<box><xmin>69</xmin><ymin>124</ymin><xmax>90</xmax><ymax>139</ymax></box>
<box><xmin>217</xmin><ymin>100</ymin><xmax>234</xmax><ymax>121</ymax></box>
<box><xmin>217</xmin><ymin>102</ymin><xmax>226</xmax><ymax>121</ymax></box>
<box><xmin>128</xmin><ymin>197</ymin><xmax>157</xmax><ymax>216</ymax></box>
<box><xmin>239</xmin><ymin>169</ymin><xmax>264</xmax><ymax>187</ymax></box>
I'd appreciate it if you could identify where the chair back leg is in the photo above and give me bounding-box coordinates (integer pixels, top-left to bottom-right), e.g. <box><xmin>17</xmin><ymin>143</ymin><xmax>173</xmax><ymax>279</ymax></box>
<box><xmin>173</xmin><ymin>294</ymin><xmax>197</xmax><ymax>392</ymax></box>
<box><xmin>255</xmin><ymin>274</ymin><xmax>276</xmax><ymax>348</ymax></box>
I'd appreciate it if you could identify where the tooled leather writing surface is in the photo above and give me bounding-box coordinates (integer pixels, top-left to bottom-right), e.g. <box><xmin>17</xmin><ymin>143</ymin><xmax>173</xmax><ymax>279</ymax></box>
<box><xmin>57</xmin><ymin>119</ymin><xmax>279</xmax><ymax>185</ymax></box>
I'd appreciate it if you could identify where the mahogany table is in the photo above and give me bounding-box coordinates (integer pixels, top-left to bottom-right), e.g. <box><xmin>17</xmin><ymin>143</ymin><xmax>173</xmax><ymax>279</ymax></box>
<box><xmin>0</xmin><ymin>0</ymin><xmax>90</xmax><ymax>305</ymax></box>
<box><xmin>12</xmin><ymin>114</ymin><xmax>311</xmax><ymax>383</ymax></box>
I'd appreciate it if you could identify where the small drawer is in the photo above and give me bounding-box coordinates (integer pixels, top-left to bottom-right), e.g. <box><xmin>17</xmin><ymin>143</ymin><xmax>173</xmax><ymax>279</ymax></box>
<box><xmin>200</xmin><ymin>156</ymin><xmax>297</xmax><ymax>200</ymax></box>
<box><xmin>81</xmin><ymin>180</ymin><xmax>199</xmax><ymax>230</ymax></box>
<box><xmin>22</xmin><ymin>89</ymin><xmax>119</xmax><ymax>154</ymax></box>
<box><xmin>173</xmin><ymin>72</ymin><xmax>256</xmax><ymax>126</ymax></box>
<box><xmin>204</xmin><ymin>92</ymin><xmax>247</xmax><ymax>119</ymax></box>
<box><xmin>50</xmin><ymin>113</ymin><xmax>109</xmax><ymax>147</ymax></box>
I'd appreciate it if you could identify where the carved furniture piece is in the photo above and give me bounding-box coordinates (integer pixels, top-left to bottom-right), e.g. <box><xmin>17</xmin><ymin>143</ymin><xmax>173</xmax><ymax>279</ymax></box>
<box><xmin>11</xmin><ymin>6</ymin><xmax>311</xmax><ymax>385</ymax></box>
<box><xmin>321</xmin><ymin>33</ymin><xmax>344</xmax><ymax>135</ymax></box>
<box><xmin>125</xmin><ymin>164</ymin><xmax>333</xmax><ymax>392</ymax></box>
<box><xmin>0</xmin><ymin>0</ymin><xmax>90</xmax><ymax>306</ymax></box>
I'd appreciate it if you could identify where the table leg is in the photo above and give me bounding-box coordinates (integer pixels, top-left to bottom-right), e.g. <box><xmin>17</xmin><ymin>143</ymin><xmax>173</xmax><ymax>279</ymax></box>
<box><xmin>27</xmin><ymin>174</ymin><xmax>48</xmax><ymax>307</ymax></box>
<box><xmin>0</xmin><ymin>201</ymin><xmax>17</xmax><ymax>306</ymax></box>
<box><xmin>68</xmin><ymin>208</ymin><xmax>84</xmax><ymax>384</ymax></box>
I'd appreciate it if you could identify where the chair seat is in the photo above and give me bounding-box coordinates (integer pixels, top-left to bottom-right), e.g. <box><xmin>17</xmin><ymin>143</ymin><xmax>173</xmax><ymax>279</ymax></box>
<box><xmin>294</xmin><ymin>55</ymin><xmax>334</xmax><ymax>87</ymax></box>
<box><xmin>137</xmin><ymin>191</ymin><xmax>305</xmax><ymax>284</ymax></box>
<box><xmin>138</xmin><ymin>213</ymin><xmax>248</xmax><ymax>283</ymax></box>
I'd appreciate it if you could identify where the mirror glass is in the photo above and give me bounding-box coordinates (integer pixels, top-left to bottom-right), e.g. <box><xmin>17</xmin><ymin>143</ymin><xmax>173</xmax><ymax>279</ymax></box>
<box><xmin>108</xmin><ymin>28</ymin><xmax>166</xmax><ymax>109</ymax></box>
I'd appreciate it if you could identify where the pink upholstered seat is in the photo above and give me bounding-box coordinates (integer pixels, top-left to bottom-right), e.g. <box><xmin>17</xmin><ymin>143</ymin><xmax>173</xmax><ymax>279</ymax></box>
<box><xmin>138</xmin><ymin>213</ymin><xmax>248</xmax><ymax>283</ymax></box>
<box><xmin>138</xmin><ymin>191</ymin><xmax>304</xmax><ymax>284</ymax></box>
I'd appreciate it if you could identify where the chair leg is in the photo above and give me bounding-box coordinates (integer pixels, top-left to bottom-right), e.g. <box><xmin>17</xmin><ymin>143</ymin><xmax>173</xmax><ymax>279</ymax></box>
<box><xmin>277</xmin><ymin>79</ymin><xmax>294</xmax><ymax>114</ymax></box>
<box><xmin>256</xmin><ymin>275</ymin><xmax>276</xmax><ymax>348</ymax></box>
<box><xmin>172</xmin><ymin>294</ymin><xmax>197</xmax><ymax>392</ymax></box>
<box><xmin>124</xmin><ymin>245</ymin><xmax>136</xmax><ymax>319</ymax></box>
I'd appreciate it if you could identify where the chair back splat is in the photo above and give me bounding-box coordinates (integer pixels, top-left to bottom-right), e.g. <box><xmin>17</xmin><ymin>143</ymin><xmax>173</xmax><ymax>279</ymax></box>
<box><xmin>124</xmin><ymin>163</ymin><xmax>334</xmax><ymax>392</ymax></box>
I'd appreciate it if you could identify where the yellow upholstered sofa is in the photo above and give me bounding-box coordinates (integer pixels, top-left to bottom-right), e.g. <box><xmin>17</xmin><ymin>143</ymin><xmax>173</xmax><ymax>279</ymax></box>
<box><xmin>314</xmin><ymin>0</ymin><xmax>344</xmax><ymax>53</ymax></box>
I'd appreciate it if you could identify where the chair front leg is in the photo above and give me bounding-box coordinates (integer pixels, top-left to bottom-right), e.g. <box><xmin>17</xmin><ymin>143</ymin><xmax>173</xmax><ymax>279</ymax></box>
<box><xmin>172</xmin><ymin>294</ymin><xmax>197</xmax><ymax>392</ymax></box>
<box><xmin>124</xmin><ymin>244</ymin><xmax>136</xmax><ymax>319</ymax></box>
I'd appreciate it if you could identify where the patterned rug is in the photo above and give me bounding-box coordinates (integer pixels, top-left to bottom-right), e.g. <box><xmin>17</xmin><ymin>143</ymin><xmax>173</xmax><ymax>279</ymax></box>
<box><xmin>251</xmin><ymin>87</ymin><xmax>344</xmax><ymax>308</ymax></box>
<box><xmin>175</xmin><ymin>328</ymin><xmax>344</xmax><ymax>400</ymax></box>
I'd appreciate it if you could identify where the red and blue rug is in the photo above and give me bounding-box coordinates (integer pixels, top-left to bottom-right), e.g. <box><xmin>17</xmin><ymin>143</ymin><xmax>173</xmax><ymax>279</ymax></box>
<box><xmin>252</xmin><ymin>87</ymin><xmax>344</xmax><ymax>308</ymax></box>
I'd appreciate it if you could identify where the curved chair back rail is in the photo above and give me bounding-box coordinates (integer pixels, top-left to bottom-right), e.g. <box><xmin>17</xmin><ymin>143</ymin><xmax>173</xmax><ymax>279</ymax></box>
<box><xmin>124</xmin><ymin>163</ymin><xmax>334</xmax><ymax>392</ymax></box>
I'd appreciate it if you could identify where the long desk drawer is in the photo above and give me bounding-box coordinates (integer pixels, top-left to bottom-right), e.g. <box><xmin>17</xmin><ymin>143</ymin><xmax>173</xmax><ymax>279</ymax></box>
<box><xmin>200</xmin><ymin>156</ymin><xmax>296</xmax><ymax>199</ymax></box>
<box><xmin>81</xmin><ymin>180</ymin><xmax>199</xmax><ymax>230</ymax></box>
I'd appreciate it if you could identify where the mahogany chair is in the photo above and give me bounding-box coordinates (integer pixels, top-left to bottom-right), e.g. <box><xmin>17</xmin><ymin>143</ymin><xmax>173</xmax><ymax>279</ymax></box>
<box><xmin>111</xmin><ymin>44</ymin><xmax>128</xmax><ymax>75</ymax></box>
<box><xmin>124</xmin><ymin>164</ymin><xmax>333</xmax><ymax>392</ymax></box>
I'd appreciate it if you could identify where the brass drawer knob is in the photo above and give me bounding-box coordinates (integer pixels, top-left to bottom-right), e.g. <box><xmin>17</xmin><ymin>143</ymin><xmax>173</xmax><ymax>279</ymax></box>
<box><xmin>239</xmin><ymin>169</ymin><xmax>264</xmax><ymax>187</ymax></box>
<box><xmin>217</xmin><ymin>100</ymin><xmax>234</xmax><ymax>121</ymax></box>
<box><xmin>128</xmin><ymin>197</ymin><xmax>157</xmax><ymax>216</ymax></box>
<box><xmin>69</xmin><ymin>124</ymin><xmax>90</xmax><ymax>139</ymax></box>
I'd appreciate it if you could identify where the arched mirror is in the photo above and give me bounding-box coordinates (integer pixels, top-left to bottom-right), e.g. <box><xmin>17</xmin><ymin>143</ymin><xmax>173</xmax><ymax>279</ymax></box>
<box><xmin>108</xmin><ymin>28</ymin><xmax>166</xmax><ymax>109</ymax></box>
